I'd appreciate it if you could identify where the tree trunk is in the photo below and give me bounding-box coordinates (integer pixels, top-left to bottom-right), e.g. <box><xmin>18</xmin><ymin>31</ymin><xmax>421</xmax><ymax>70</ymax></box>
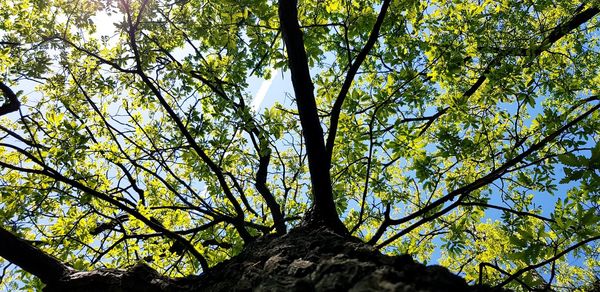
<box><xmin>277</xmin><ymin>0</ymin><xmax>347</xmax><ymax>234</ymax></box>
<box><xmin>42</xmin><ymin>226</ymin><xmax>504</xmax><ymax>292</ymax></box>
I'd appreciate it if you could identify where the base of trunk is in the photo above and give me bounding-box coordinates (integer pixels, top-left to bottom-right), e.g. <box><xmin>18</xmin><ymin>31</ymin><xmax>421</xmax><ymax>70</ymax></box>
<box><xmin>44</xmin><ymin>226</ymin><xmax>506</xmax><ymax>291</ymax></box>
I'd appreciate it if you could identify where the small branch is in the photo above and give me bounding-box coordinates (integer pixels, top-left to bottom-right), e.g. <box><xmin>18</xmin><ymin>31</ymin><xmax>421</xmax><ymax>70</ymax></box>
<box><xmin>460</xmin><ymin>202</ymin><xmax>555</xmax><ymax>223</ymax></box>
<box><xmin>479</xmin><ymin>262</ymin><xmax>533</xmax><ymax>290</ymax></box>
<box><xmin>349</xmin><ymin>117</ymin><xmax>376</xmax><ymax>234</ymax></box>
<box><xmin>495</xmin><ymin>235</ymin><xmax>600</xmax><ymax>289</ymax></box>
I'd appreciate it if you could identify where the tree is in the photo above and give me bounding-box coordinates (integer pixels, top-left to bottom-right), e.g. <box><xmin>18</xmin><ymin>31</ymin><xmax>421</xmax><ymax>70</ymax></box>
<box><xmin>0</xmin><ymin>0</ymin><xmax>599</xmax><ymax>290</ymax></box>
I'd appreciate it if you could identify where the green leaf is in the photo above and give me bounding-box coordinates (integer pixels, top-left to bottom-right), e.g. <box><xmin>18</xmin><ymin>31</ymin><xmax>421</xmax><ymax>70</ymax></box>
<box><xmin>558</xmin><ymin>153</ymin><xmax>581</xmax><ymax>167</ymax></box>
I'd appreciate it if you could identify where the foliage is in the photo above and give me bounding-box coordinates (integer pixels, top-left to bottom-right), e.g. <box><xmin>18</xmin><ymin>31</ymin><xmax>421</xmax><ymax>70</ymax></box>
<box><xmin>0</xmin><ymin>0</ymin><xmax>599</xmax><ymax>290</ymax></box>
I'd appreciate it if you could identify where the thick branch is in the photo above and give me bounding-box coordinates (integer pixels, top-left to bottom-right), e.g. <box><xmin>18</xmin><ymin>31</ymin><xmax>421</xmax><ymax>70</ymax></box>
<box><xmin>467</xmin><ymin>5</ymin><xmax>599</xmax><ymax>98</ymax></box>
<box><xmin>0</xmin><ymin>82</ymin><xmax>20</xmax><ymax>117</ymax></box>
<box><xmin>413</xmin><ymin>5</ymin><xmax>600</xmax><ymax>136</ymax></box>
<box><xmin>0</xmin><ymin>153</ymin><xmax>210</xmax><ymax>271</ymax></box>
<box><xmin>369</xmin><ymin>98</ymin><xmax>600</xmax><ymax>245</ymax></box>
<box><xmin>0</xmin><ymin>225</ymin><xmax>72</xmax><ymax>283</ymax></box>
<box><xmin>278</xmin><ymin>0</ymin><xmax>346</xmax><ymax>233</ymax></box>
<box><xmin>255</xmin><ymin>152</ymin><xmax>287</xmax><ymax>234</ymax></box>
<box><xmin>325</xmin><ymin>0</ymin><xmax>391</xmax><ymax>162</ymax></box>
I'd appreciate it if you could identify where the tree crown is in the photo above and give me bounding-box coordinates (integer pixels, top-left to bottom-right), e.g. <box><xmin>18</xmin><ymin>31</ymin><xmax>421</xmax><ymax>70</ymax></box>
<box><xmin>0</xmin><ymin>0</ymin><xmax>599</xmax><ymax>290</ymax></box>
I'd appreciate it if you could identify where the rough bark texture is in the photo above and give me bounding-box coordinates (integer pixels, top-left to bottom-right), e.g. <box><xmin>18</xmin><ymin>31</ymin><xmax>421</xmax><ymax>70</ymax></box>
<box><xmin>44</xmin><ymin>227</ymin><xmax>506</xmax><ymax>292</ymax></box>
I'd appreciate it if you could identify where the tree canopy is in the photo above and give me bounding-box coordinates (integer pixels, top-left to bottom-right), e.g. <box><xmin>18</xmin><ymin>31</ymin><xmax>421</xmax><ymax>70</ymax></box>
<box><xmin>0</xmin><ymin>0</ymin><xmax>599</xmax><ymax>290</ymax></box>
